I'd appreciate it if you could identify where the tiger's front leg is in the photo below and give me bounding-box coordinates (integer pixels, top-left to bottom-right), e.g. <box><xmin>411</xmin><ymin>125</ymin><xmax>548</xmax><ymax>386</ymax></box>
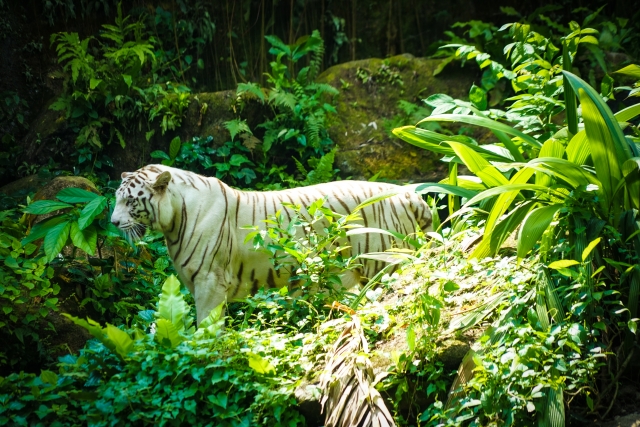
<box><xmin>192</xmin><ymin>268</ymin><xmax>229</xmax><ymax>325</ymax></box>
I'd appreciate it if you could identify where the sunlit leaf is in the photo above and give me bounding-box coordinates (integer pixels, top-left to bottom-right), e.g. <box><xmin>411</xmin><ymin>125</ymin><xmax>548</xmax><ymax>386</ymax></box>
<box><xmin>157</xmin><ymin>275</ymin><xmax>190</xmax><ymax>332</ymax></box>
<box><xmin>517</xmin><ymin>204</ymin><xmax>563</xmax><ymax>259</ymax></box>
<box><xmin>547</xmin><ymin>259</ymin><xmax>579</xmax><ymax>269</ymax></box>
<box><xmin>247</xmin><ymin>353</ymin><xmax>276</xmax><ymax>375</ymax></box>
<box><xmin>581</xmin><ymin>237</ymin><xmax>601</xmax><ymax>261</ymax></box>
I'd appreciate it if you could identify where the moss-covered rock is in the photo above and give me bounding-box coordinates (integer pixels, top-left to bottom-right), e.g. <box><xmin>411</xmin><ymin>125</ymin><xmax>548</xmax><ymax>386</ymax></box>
<box><xmin>316</xmin><ymin>54</ymin><xmax>475</xmax><ymax>181</ymax></box>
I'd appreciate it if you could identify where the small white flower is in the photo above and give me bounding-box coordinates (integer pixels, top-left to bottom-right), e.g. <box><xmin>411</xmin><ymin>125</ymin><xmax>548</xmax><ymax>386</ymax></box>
<box><xmin>150</xmin><ymin>322</ymin><xmax>156</xmax><ymax>335</ymax></box>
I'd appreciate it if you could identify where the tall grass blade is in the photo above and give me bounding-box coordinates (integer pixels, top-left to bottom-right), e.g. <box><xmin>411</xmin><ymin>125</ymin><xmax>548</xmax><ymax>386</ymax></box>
<box><xmin>562</xmin><ymin>44</ymin><xmax>578</xmax><ymax>135</ymax></box>
<box><xmin>614</xmin><ymin>103</ymin><xmax>640</xmax><ymax>123</ymax></box>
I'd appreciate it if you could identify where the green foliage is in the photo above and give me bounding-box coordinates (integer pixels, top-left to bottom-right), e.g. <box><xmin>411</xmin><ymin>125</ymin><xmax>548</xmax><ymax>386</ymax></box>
<box><xmin>49</xmin><ymin>2</ymin><xmax>191</xmax><ymax>151</ymax></box>
<box><xmin>244</xmin><ymin>198</ymin><xmax>362</xmax><ymax>298</ymax></box>
<box><xmin>22</xmin><ymin>188</ymin><xmax>109</xmax><ymax>262</ymax></box>
<box><xmin>393</xmin><ymin>19</ymin><xmax>640</xmax><ymax>422</ymax></box>
<box><xmin>0</xmin><ymin>275</ymin><xmax>307</xmax><ymax>426</ymax></box>
<box><xmin>233</xmin><ymin>30</ymin><xmax>339</xmax><ymax>188</ymax></box>
<box><xmin>0</xmin><ymin>210</ymin><xmax>58</xmax><ymax>372</ymax></box>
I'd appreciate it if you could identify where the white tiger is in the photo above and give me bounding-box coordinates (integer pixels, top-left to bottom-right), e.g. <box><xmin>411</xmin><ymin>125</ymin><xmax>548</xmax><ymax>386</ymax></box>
<box><xmin>111</xmin><ymin>165</ymin><xmax>431</xmax><ymax>324</ymax></box>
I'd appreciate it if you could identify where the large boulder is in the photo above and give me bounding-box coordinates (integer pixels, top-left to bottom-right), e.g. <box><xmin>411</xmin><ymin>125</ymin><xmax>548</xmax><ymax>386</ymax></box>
<box><xmin>317</xmin><ymin>54</ymin><xmax>475</xmax><ymax>181</ymax></box>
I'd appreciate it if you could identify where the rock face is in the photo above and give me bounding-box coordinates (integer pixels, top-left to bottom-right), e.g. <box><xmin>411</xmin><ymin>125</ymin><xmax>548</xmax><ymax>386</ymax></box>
<box><xmin>316</xmin><ymin>54</ymin><xmax>475</xmax><ymax>181</ymax></box>
<box><xmin>24</xmin><ymin>55</ymin><xmax>475</xmax><ymax>182</ymax></box>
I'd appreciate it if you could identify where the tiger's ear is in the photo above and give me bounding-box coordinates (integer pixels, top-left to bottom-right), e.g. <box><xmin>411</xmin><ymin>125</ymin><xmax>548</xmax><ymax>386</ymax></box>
<box><xmin>152</xmin><ymin>171</ymin><xmax>172</xmax><ymax>192</ymax></box>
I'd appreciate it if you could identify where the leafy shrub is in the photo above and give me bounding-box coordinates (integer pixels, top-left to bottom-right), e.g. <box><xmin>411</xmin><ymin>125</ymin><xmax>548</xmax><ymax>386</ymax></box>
<box><xmin>0</xmin><ymin>275</ymin><xmax>307</xmax><ymax>426</ymax></box>
<box><xmin>232</xmin><ymin>30</ymin><xmax>340</xmax><ymax>187</ymax></box>
<box><xmin>244</xmin><ymin>198</ymin><xmax>363</xmax><ymax>300</ymax></box>
<box><xmin>392</xmin><ymin>19</ymin><xmax>640</xmax><ymax>423</ymax></box>
<box><xmin>49</xmin><ymin>3</ymin><xmax>191</xmax><ymax>151</ymax></box>
<box><xmin>0</xmin><ymin>210</ymin><xmax>58</xmax><ymax>373</ymax></box>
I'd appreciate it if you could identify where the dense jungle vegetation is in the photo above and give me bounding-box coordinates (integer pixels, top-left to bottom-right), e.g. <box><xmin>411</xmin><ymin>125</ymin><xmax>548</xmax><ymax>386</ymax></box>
<box><xmin>1</xmin><ymin>0</ymin><xmax>640</xmax><ymax>426</ymax></box>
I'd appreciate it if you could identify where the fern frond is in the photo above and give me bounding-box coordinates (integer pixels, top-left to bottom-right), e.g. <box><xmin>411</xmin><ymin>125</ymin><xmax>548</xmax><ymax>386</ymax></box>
<box><xmin>237</xmin><ymin>82</ymin><xmax>266</xmax><ymax>102</ymax></box>
<box><xmin>304</xmin><ymin>114</ymin><xmax>321</xmax><ymax>148</ymax></box>
<box><xmin>308</xmin><ymin>29</ymin><xmax>324</xmax><ymax>82</ymax></box>
<box><xmin>224</xmin><ymin>119</ymin><xmax>251</xmax><ymax>141</ymax></box>
<box><xmin>307</xmin><ymin>83</ymin><xmax>339</xmax><ymax>96</ymax></box>
<box><xmin>268</xmin><ymin>91</ymin><xmax>297</xmax><ymax>111</ymax></box>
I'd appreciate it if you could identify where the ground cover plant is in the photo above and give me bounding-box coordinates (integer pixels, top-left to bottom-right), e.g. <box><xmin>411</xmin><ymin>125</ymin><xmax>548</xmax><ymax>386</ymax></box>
<box><xmin>2</xmin><ymin>4</ymin><xmax>640</xmax><ymax>427</ymax></box>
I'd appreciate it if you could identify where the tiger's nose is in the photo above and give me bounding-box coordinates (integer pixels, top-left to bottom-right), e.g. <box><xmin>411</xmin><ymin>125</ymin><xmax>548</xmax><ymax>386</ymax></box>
<box><xmin>112</xmin><ymin>218</ymin><xmax>120</xmax><ymax>227</ymax></box>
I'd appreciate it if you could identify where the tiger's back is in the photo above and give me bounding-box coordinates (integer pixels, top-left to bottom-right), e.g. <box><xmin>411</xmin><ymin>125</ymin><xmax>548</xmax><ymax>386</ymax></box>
<box><xmin>111</xmin><ymin>165</ymin><xmax>431</xmax><ymax>323</ymax></box>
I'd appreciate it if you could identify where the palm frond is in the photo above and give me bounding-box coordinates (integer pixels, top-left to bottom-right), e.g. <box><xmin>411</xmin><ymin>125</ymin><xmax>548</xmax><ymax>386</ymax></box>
<box><xmin>319</xmin><ymin>315</ymin><xmax>396</xmax><ymax>427</ymax></box>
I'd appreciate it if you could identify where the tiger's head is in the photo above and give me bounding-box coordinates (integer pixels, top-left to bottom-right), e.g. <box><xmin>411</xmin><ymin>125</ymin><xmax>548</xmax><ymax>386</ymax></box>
<box><xmin>111</xmin><ymin>167</ymin><xmax>172</xmax><ymax>240</ymax></box>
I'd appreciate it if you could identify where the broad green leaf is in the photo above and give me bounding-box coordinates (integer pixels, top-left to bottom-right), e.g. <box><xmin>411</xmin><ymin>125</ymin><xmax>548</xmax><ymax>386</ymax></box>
<box><xmin>621</xmin><ymin>157</ymin><xmax>640</xmax><ymax>210</ymax></box>
<box><xmin>538</xmin><ymin>387</ymin><xmax>565</xmax><ymax>427</ymax></box>
<box><xmin>579</xmin><ymin>90</ymin><xmax>622</xmax><ymax>208</ymax></box>
<box><xmin>40</xmin><ymin>370</ymin><xmax>58</xmax><ymax>385</ymax></box>
<box><xmin>43</xmin><ymin>221</ymin><xmax>71</xmax><ymax>261</ymax></box>
<box><xmin>547</xmin><ymin>259</ymin><xmax>579</xmax><ymax>269</ymax></box>
<box><xmin>169</xmin><ymin>136</ymin><xmax>181</xmax><ymax>160</ymax></box>
<box><xmin>157</xmin><ymin>275</ymin><xmax>190</xmax><ymax>332</ymax></box>
<box><xmin>70</xmin><ymin>222</ymin><xmax>97</xmax><ymax>255</ymax></box>
<box><xmin>63</xmin><ymin>314</ymin><xmax>119</xmax><ymax>356</ymax></box>
<box><xmin>447</xmin><ymin>162</ymin><xmax>460</xmax><ymax>217</ymax></box>
<box><xmin>469</xmin><ymin>84</ymin><xmax>487</xmax><ymax>110</ymax></box>
<box><xmin>23</xmin><ymin>200</ymin><xmax>73</xmax><ymax>215</ymax></box>
<box><xmin>198</xmin><ymin>303</ymin><xmax>224</xmax><ymax>330</ymax></box>
<box><xmin>517</xmin><ymin>204</ymin><xmax>563</xmax><ymax>259</ymax></box>
<box><xmin>89</xmin><ymin>78</ymin><xmax>102</xmax><ymax>89</ymax></box>
<box><xmin>56</xmin><ymin>187</ymin><xmax>100</xmax><ymax>204</ymax></box>
<box><xmin>526</xmin><ymin>158</ymin><xmax>597</xmax><ymax>188</ymax></box>
<box><xmin>446</xmin><ymin>293</ymin><xmax>506</xmax><ymax>333</ymax></box>
<box><xmin>77</xmin><ymin>196</ymin><xmax>107</xmax><ymax>230</ymax></box>
<box><xmin>105</xmin><ymin>324</ymin><xmax>133</xmax><ymax>359</ymax></box>
<box><xmin>566</xmin><ymin>130</ymin><xmax>590</xmax><ymax>165</ymax></box>
<box><xmin>448</xmin><ymin>142</ymin><xmax>509</xmax><ymax>188</ymax></box>
<box><xmin>21</xmin><ymin>216</ymin><xmax>67</xmax><ymax>246</ymax></box>
<box><xmin>614</xmin><ymin>103</ymin><xmax>640</xmax><ymax>123</ymax></box>
<box><xmin>150</xmin><ymin>150</ymin><xmax>170</xmax><ymax>160</ymax></box>
<box><xmin>538</xmin><ymin>268</ymin><xmax>564</xmax><ymax>323</ymax></box>
<box><xmin>582</xmin><ymin>237</ymin><xmax>601</xmax><ymax>261</ymax></box>
<box><xmin>122</xmin><ymin>74</ymin><xmax>132</xmax><ymax>88</ymax></box>
<box><xmin>155</xmin><ymin>318</ymin><xmax>184</xmax><ymax>348</ymax></box>
<box><xmin>412</xmin><ymin>183</ymin><xmax>478</xmax><ymax>200</ymax></box>
<box><xmin>407</xmin><ymin>325</ymin><xmax>416</xmax><ymax>351</ymax></box>
<box><xmin>464</xmin><ymin>183</ymin><xmax>563</xmax><ymax>207</ymax></box>
<box><xmin>564</xmin><ymin>71</ymin><xmax>631</xmax><ymax>211</ymax></box>
<box><xmin>536</xmin><ymin>140</ymin><xmax>565</xmax><ymax>187</ymax></box>
<box><xmin>247</xmin><ymin>353</ymin><xmax>276</xmax><ymax>375</ymax></box>
<box><xmin>614</xmin><ymin>64</ymin><xmax>640</xmax><ymax>79</ymax></box>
